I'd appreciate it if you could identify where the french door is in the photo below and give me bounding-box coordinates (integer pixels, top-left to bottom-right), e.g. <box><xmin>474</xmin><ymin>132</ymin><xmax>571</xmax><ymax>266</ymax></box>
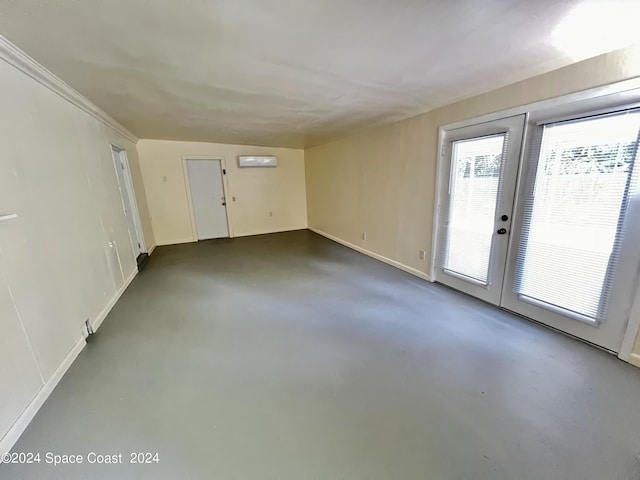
<box><xmin>436</xmin><ymin>108</ymin><xmax>640</xmax><ymax>352</ymax></box>
<box><xmin>437</xmin><ymin>115</ymin><xmax>525</xmax><ymax>304</ymax></box>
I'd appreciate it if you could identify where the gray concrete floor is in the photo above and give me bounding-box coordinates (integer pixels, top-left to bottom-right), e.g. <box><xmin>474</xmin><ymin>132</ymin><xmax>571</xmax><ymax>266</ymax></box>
<box><xmin>2</xmin><ymin>230</ymin><xmax>640</xmax><ymax>480</ymax></box>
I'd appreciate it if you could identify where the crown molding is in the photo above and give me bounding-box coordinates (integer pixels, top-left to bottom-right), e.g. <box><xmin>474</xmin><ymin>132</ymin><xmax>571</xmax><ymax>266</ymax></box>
<box><xmin>0</xmin><ymin>35</ymin><xmax>138</xmax><ymax>143</ymax></box>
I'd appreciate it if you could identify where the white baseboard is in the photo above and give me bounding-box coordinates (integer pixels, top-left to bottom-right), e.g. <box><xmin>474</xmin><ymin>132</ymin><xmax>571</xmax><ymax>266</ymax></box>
<box><xmin>0</xmin><ymin>268</ymin><xmax>138</xmax><ymax>455</ymax></box>
<box><xmin>629</xmin><ymin>353</ymin><xmax>640</xmax><ymax>368</ymax></box>
<box><xmin>91</xmin><ymin>268</ymin><xmax>137</xmax><ymax>332</ymax></box>
<box><xmin>234</xmin><ymin>227</ymin><xmax>307</xmax><ymax>238</ymax></box>
<box><xmin>156</xmin><ymin>238</ymin><xmax>194</xmax><ymax>246</ymax></box>
<box><xmin>309</xmin><ymin>227</ymin><xmax>431</xmax><ymax>282</ymax></box>
<box><xmin>0</xmin><ymin>338</ymin><xmax>85</xmax><ymax>455</ymax></box>
<box><xmin>147</xmin><ymin>244</ymin><xmax>156</xmax><ymax>255</ymax></box>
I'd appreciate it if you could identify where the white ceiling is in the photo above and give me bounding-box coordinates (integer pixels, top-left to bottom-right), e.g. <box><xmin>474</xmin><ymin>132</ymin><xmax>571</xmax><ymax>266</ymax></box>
<box><xmin>0</xmin><ymin>0</ymin><xmax>637</xmax><ymax>148</ymax></box>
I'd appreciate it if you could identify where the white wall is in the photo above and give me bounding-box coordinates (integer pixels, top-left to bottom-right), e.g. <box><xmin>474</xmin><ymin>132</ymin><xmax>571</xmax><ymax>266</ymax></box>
<box><xmin>137</xmin><ymin>140</ymin><xmax>307</xmax><ymax>245</ymax></box>
<box><xmin>305</xmin><ymin>44</ymin><xmax>640</xmax><ymax>362</ymax></box>
<box><xmin>0</xmin><ymin>45</ymin><xmax>153</xmax><ymax>448</ymax></box>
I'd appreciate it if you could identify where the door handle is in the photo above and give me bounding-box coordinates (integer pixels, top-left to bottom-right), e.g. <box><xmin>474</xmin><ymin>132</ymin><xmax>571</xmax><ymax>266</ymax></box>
<box><xmin>497</xmin><ymin>228</ymin><xmax>507</xmax><ymax>235</ymax></box>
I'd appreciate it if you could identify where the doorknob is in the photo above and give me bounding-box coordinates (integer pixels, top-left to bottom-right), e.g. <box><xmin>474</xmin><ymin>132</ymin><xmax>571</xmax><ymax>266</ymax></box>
<box><xmin>497</xmin><ymin>228</ymin><xmax>507</xmax><ymax>235</ymax></box>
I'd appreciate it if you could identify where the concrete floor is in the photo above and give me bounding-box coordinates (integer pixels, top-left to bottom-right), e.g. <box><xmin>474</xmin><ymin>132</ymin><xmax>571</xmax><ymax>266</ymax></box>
<box><xmin>2</xmin><ymin>230</ymin><xmax>640</xmax><ymax>480</ymax></box>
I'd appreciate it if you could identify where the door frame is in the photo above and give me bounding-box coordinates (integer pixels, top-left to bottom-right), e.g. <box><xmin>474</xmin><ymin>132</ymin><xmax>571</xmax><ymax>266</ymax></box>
<box><xmin>182</xmin><ymin>155</ymin><xmax>234</xmax><ymax>241</ymax></box>
<box><xmin>110</xmin><ymin>144</ymin><xmax>147</xmax><ymax>256</ymax></box>
<box><xmin>501</xmin><ymin>102</ymin><xmax>640</xmax><ymax>352</ymax></box>
<box><xmin>430</xmin><ymin>76</ymin><xmax>640</xmax><ymax>362</ymax></box>
<box><xmin>432</xmin><ymin>115</ymin><xmax>526</xmax><ymax>305</ymax></box>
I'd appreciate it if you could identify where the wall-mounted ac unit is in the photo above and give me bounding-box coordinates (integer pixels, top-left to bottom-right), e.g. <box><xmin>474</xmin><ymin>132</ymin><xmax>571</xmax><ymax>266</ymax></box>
<box><xmin>238</xmin><ymin>156</ymin><xmax>278</xmax><ymax>168</ymax></box>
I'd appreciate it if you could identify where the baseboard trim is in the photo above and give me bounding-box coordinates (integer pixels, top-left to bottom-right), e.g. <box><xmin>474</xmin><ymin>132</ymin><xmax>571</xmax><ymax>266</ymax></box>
<box><xmin>309</xmin><ymin>227</ymin><xmax>431</xmax><ymax>282</ymax></box>
<box><xmin>233</xmin><ymin>227</ymin><xmax>308</xmax><ymax>238</ymax></box>
<box><xmin>156</xmin><ymin>238</ymin><xmax>195</xmax><ymax>247</ymax></box>
<box><xmin>0</xmin><ymin>268</ymin><xmax>138</xmax><ymax>454</ymax></box>
<box><xmin>629</xmin><ymin>353</ymin><xmax>640</xmax><ymax>368</ymax></box>
<box><xmin>147</xmin><ymin>244</ymin><xmax>156</xmax><ymax>256</ymax></box>
<box><xmin>91</xmin><ymin>269</ymin><xmax>137</xmax><ymax>333</ymax></box>
<box><xmin>0</xmin><ymin>338</ymin><xmax>85</xmax><ymax>455</ymax></box>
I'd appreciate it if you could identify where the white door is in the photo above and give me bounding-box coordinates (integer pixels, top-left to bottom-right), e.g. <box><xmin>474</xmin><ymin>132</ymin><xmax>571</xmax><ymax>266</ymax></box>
<box><xmin>186</xmin><ymin>159</ymin><xmax>229</xmax><ymax>240</ymax></box>
<box><xmin>436</xmin><ymin>107</ymin><xmax>640</xmax><ymax>353</ymax></box>
<box><xmin>436</xmin><ymin>115</ymin><xmax>525</xmax><ymax>305</ymax></box>
<box><xmin>501</xmin><ymin>108</ymin><xmax>640</xmax><ymax>351</ymax></box>
<box><xmin>111</xmin><ymin>146</ymin><xmax>144</xmax><ymax>258</ymax></box>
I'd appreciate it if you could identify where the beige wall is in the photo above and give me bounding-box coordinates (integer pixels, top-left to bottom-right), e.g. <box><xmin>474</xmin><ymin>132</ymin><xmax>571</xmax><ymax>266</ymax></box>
<box><xmin>137</xmin><ymin>140</ymin><xmax>307</xmax><ymax>245</ymax></box>
<box><xmin>0</xmin><ymin>52</ymin><xmax>154</xmax><ymax>444</ymax></box>
<box><xmin>305</xmin><ymin>44</ymin><xmax>640</xmax><ymax>358</ymax></box>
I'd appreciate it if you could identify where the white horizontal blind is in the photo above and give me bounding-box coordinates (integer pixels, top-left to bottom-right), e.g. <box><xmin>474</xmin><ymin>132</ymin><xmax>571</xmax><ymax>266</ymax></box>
<box><xmin>514</xmin><ymin>110</ymin><xmax>640</xmax><ymax>322</ymax></box>
<box><xmin>443</xmin><ymin>134</ymin><xmax>507</xmax><ymax>284</ymax></box>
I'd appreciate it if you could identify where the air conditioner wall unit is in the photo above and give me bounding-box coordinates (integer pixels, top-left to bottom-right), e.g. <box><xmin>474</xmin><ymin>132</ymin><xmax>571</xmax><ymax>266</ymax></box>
<box><xmin>238</xmin><ymin>156</ymin><xmax>278</xmax><ymax>168</ymax></box>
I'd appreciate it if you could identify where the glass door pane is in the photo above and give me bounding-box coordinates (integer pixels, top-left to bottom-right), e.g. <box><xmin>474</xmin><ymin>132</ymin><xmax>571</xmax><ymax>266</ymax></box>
<box><xmin>443</xmin><ymin>134</ymin><xmax>505</xmax><ymax>284</ymax></box>
<box><xmin>436</xmin><ymin>115</ymin><xmax>525</xmax><ymax>305</ymax></box>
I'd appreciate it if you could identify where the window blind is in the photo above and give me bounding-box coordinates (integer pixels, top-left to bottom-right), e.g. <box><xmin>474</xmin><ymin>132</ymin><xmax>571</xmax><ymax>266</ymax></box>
<box><xmin>442</xmin><ymin>134</ymin><xmax>508</xmax><ymax>284</ymax></box>
<box><xmin>514</xmin><ymin>110</ymin><xmax>640</xmax><ymax>322</ymax></box>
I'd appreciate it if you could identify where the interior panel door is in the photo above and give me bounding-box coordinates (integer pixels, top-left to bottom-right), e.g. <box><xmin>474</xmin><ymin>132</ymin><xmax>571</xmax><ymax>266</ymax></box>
<box><xmin>187</xmin><ymin>159</ymin><xmax>230</xmax><ymax>240</ymax></box>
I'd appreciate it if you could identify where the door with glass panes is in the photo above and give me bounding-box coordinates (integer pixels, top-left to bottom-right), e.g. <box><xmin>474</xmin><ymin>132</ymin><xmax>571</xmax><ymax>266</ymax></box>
<box><xmin>436</xmin><ymin>115</ymin><xmax>525</xmax><ymax>305</ymax></box>
<box><xmin>437</xmin><ymin>108</ymin><xmax>640</xmax><ymax>352</ymax></box>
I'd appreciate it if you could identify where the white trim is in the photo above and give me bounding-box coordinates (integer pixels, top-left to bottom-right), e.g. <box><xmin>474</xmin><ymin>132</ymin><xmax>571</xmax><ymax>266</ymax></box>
<box><xmin>182</xmin><ymin>158</ymin><xmax>200</xmax><ymax>242</ymax></box>
<box><xmin>91</xmin><ymin>268</ymin><xmax>137</xmax><ymax>333</ymax></box>
<box><xmin>629</xmin><ymin>353</ymin><xmax>640</xmax><ymax>368</ymax></box>
<box><xmin>0</xmin><ymin>266</ymin><xmax>137</xmax><ymax>455</ymax></box>
<box><xmin>536</xmin><ymin>101</ymin><xmax>640</xmax><ymax>126</ymax></box>
<box><xmin>0</xmin><ymin>338</ymin><xmax>85</xmax><ymax>456</ymax></box>
<box><xmin>439</xmin><ymin>77</ymin><xmax>640</xmax><ymax>131</ymax></box>
<box><xmin>155</xmin><ymin>238</ymin><xmax>194</xmax><ymax>247</ymax></box>
<box><xmin>111</xmin><ymin>145</ymin><xmax>147</xmax><ymax>254</ymax></box>
<box><xmin>147</xmin><ymin>244</ymin><xmax>157</xmax><ymax>256</ymax></box>
<box><xmin>309</xmin><ymin>227</ymin><xmax>430</xmax><ymax>281</ymax></box>
<box><xmin>234</xmin><ymin>227</ymin><xmax>307</xmax><ymax>238</ymax></box>
<box><xmin>0</xmin><ymin>35</ymin><xmax>137</xmax><ymax>143</ymax></box>
<box><xmin>619</xmin><ymin>282</ymin><xmax>640</xmax><ymax>362</ymax></box>
<box><xmin>182</xmin><ymin>155</ymin><xmax>234</xmax><ymax>240</ymax></box>
<box><xmin>430</xmin><ymin>128</ymin><xmax>447</xmax><ymax>281</ymax></box>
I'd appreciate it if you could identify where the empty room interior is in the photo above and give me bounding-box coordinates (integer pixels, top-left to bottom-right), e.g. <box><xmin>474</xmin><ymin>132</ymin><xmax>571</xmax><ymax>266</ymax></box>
<box><xmin>2</xmin><ymin>1</ymin><xmax>640</xmax><ymax>478</ymax></box>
